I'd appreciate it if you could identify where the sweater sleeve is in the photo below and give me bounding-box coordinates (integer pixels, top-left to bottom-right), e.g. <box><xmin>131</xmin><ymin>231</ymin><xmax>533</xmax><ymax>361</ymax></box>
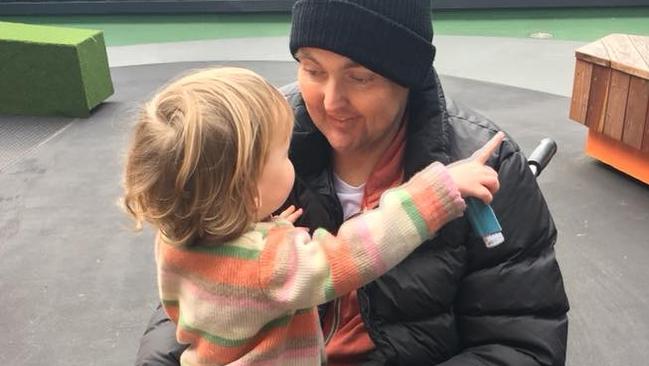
<box><xmin>259</xmin><ymin>162</ymin><xmax>466</xmax><ymax>310</ymax></box>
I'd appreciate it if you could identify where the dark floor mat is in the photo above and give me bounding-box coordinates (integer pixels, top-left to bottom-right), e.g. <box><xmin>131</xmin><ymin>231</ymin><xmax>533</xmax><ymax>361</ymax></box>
<box><xmin>0</xmin><ymin>115</ymin><xmax>73</xmax><ymax>172</ymax></box>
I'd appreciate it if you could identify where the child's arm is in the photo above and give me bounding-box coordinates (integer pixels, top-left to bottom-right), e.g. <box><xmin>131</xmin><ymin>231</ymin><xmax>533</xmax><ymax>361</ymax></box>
<box><xmin>259</xmin><ymin>162</ymin><xmax>466</xmax><ymax>310</ymax></box>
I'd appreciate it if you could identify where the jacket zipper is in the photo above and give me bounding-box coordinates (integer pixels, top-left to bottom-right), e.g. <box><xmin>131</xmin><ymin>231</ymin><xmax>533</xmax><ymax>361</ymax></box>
<box><xmin>323</xmin><ymin>297</ymin><xmax>342</xmax><ymax>345</ymax></box>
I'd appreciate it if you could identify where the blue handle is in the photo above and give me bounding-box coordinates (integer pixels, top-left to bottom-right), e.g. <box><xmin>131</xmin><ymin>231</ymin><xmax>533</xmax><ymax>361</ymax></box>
<box><xmin>465</xmin><ymin>198</ymin><xmax>504</xmax><ymax>248</ymax></box>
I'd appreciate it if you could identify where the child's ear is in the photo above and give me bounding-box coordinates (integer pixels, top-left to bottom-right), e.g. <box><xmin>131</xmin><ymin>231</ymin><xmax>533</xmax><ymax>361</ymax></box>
<box><xmin>254</xmin><ymin>188</ymin><xmax>262</xmax><ymax>210</ymax></box>
<box><xmin>253</xmin><ymin>190</ymin><xmax>267</xmax><ymax>221</ymax></box>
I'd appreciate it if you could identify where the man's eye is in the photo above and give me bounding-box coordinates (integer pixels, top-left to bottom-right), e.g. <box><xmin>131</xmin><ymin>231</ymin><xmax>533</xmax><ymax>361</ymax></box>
<box><xmin>350</xmin><ymin>74</ymin><xmax>374</xmax><ymax>84</ymax></box>
<box><xmin>305</xmin><ymin>68</ymin><xmax>323</xmax><ymax>76</ymax></box>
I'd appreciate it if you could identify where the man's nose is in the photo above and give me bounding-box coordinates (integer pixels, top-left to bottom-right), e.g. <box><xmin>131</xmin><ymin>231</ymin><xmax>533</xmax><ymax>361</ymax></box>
<box><xmin>323</xmin><ymin>79</ymin><xmax>348</xmax><ymax>113</ymax></box>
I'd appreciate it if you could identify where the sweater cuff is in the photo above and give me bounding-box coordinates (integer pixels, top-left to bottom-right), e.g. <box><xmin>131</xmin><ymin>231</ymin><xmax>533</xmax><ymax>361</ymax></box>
<box><xmin>402</xmin><ymin>162</ymin><xmax>466</xmax><ymax>235</ymax></box>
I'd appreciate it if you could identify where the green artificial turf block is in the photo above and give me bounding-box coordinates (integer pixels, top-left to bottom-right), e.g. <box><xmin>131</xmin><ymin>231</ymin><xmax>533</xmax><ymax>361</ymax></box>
<box><xmin>0</xmin><ymin>22</ymin><xmax>114</xmax><ymax>117</ymax></box>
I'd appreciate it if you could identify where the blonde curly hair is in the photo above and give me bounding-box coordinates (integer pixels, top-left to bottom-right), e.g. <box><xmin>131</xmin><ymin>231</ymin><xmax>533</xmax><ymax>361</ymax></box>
<box><xmin>122</xmin><ymin>67</ymin><xmax>293</xmax><ymax>245</ymax></box>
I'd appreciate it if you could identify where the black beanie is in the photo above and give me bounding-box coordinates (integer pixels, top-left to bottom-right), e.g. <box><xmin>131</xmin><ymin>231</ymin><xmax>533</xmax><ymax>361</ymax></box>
<box><xmin>290</xmin><ymin>0</ymin><xmax>435</xmax><ymax>89</ymax></box>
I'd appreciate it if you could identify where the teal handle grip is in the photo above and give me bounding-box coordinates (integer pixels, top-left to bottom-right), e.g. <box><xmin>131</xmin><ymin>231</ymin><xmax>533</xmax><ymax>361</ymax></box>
<box><xmin>465</xmin><ymin>198</ymin><xmax>504</xmax><ymax>248</ymax></box>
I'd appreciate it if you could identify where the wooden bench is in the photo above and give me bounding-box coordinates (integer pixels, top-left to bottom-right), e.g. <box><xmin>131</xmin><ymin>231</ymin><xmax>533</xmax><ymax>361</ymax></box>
<box><xmin>0</xmin><ymin>21</ymin><xmax>113</xmax><ymax>117</ymax></box>
<box><xmin>569</xmin><ymin>33</ymin><xmax>649</xmax><ymax>184</ymax></box>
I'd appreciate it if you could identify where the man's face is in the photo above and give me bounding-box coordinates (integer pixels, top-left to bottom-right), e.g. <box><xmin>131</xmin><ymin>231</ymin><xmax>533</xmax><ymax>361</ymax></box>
<box><xmin>296</xmin><ymin>48</ymin><xmax>409</xmax><ymax>157</ymax></box>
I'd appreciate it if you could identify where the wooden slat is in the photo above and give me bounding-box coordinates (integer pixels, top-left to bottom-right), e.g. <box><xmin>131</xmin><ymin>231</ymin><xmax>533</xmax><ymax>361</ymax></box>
<box><xmin>586</xmin><ymin>64</ymin><xmax>612</xmax><ymax>132</ymax></box>
<box><xmin>576</xmin><ymin>38</ymin><xmax>611</xmax><ymax>67</ymax></box>
<box><xmin>644</xmin><ymin>101</ymin><xmax>649</xmax><ymax>154</ymax></box>
<box><xmin>569</xmin><ymin>59</ymin><xmax>593</xmax><ymax>124</ymax></box>
<box><xmin>629</xmin><ymin>34</ymin><xmax>649</xmax><ymax>74</ymax></box>
<box><xmin>604</xmin><ymin>70</ymin><xmax>631</xmax><ymax>141</ymax></box>
<box><xmin>622</xmin><ymin>77</ymin><xmax>649</xmax><ymax>150</ymax></box>
<box><xmin>603</xmin><ymin>34</ymin><xmax>649</xmax><ymax>80</ymax></box>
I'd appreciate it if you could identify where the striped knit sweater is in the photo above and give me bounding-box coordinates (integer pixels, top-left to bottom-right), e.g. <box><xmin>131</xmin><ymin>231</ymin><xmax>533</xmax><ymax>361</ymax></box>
<box><xmin>156</xmin><ymin>162</ymin><xmax>466</xmax><ymax>366</ymax></box>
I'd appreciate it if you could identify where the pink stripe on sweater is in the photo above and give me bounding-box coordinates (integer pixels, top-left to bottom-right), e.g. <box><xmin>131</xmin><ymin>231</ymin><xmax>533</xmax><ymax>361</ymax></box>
<box><xmin>230</xmin><ymin>345</ymin><xmax>321</xmax><ymax>366</ymax></box>
<box><xmin>160</xmin><ymin>271</ymin><xmax>274</xmax><ymax>312</ymax></box>
<box><xmin>281</xmin><ymin>345</ymin><xmax>321</xmax><ymax>359</ymax></box>
<box><xmin>269</xmin><ymin>231</ymin><xmax>302</xmax><ymax>304</ymax></box>
<box><xmin>354</xmin><ymin>216</ymin><xmax>388</xmax><ymax>275</ymax></box>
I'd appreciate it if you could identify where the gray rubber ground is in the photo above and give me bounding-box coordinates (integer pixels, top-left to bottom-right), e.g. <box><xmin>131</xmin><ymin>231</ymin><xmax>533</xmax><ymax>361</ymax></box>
<box><xmin>1</xmin><ymin>57</ymin><xmax>648</xmax><ymax>365</ymax></box>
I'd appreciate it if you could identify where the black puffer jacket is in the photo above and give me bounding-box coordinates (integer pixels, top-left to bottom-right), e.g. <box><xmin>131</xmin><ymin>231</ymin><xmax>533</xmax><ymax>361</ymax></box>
<box><xmin>135</xmin><ymin>73</ymin><xmax>569</xmax><ymax>366</ymax></box>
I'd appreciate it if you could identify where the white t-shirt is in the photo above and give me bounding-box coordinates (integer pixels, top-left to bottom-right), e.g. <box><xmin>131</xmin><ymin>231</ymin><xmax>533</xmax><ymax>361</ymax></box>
<box><xmin>333</xmin><ymin>174</ymin><xmax>365</xmax><ymax>220</ymax></box>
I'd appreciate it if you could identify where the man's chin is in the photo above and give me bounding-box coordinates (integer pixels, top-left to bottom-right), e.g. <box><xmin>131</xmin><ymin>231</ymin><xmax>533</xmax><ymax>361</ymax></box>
<box><xmin>329</xmin><ymin>143</ymin><xmax>357</xmax><ymax>156</ymax></box>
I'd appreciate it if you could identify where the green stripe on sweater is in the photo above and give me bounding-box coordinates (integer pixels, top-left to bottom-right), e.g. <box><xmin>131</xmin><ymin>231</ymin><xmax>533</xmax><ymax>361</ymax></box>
<box><xmin>392</xmin><ymin>189</ymin><xmax>428</xmax><ymax>240</ymax></box>
<box><xmin>178</xmin><ymin>312</ymin><xmax>292</xmax><ymax>347</ymax></box>
<box><xmin>162</xmin><ymin>299</ymin><xmax>179</xmax><ymax>307</ymax></box>
<box><xmin>312</xmin><ymin>228</ymin><xmax>337</xmax><ymax>300</ymax></box>
<box><xmin>324</xmin><ymin>275</ymin><xmax>336</xmax><ymax>301</ymax></box>
<box><xmin>188</xmin><ymin>244</ymin><xmax>260</xmax><ymax>259</ymax></box>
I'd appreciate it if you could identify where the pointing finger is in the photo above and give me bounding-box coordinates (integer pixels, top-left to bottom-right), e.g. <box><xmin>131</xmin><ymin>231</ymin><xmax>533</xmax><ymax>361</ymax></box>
<box><xmin>473</xmin><ymin>132</ymin><xmax>505</xmax><ymax>164</ymax></box>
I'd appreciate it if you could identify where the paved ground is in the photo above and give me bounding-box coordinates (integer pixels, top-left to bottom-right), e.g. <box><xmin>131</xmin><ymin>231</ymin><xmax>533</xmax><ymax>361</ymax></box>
<box><xmin>105</xmin><ymin>35</ymin><xmax>584</xmax><ymax>97</ymax></box>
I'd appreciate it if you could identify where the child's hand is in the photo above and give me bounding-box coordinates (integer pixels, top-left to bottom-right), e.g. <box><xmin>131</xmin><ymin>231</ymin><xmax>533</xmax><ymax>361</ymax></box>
<box><xmin>448</xmin><ymin>132</ymin><xmax>505</xmax><ymax>204</ymax></box>
<box><xmin>277</xmin><ymin>205</ymin><xmax>303</xmax><ymax>224</ymax></box>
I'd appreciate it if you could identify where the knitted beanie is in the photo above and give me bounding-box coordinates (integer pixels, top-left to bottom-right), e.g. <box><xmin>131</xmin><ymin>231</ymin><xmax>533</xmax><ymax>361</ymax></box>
<box><xmin>290</xmin><ymin>0</ymin><xmax>435</xmax><ymax>89</ymax></box>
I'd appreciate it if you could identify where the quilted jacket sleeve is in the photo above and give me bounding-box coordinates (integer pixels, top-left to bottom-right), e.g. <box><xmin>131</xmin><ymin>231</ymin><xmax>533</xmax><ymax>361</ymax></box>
<box><xmin>440</xmin><ymin>136</ymin><xmax>569</xmax><ymax>366</ymax></box>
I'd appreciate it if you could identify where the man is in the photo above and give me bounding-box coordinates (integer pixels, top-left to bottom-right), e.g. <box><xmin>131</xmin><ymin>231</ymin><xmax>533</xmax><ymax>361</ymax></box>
<box><xmin>135</xmin><ymin>1</ymin><xmax>569</xmax><ymax>365</ymax></box>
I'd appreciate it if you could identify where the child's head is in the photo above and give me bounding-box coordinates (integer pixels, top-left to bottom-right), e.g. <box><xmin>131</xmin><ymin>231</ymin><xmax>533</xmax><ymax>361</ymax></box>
<box><xmin>123</xmin><ymin>67</ymin><xmax>294</xmax><ymax>245</ymax></box>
